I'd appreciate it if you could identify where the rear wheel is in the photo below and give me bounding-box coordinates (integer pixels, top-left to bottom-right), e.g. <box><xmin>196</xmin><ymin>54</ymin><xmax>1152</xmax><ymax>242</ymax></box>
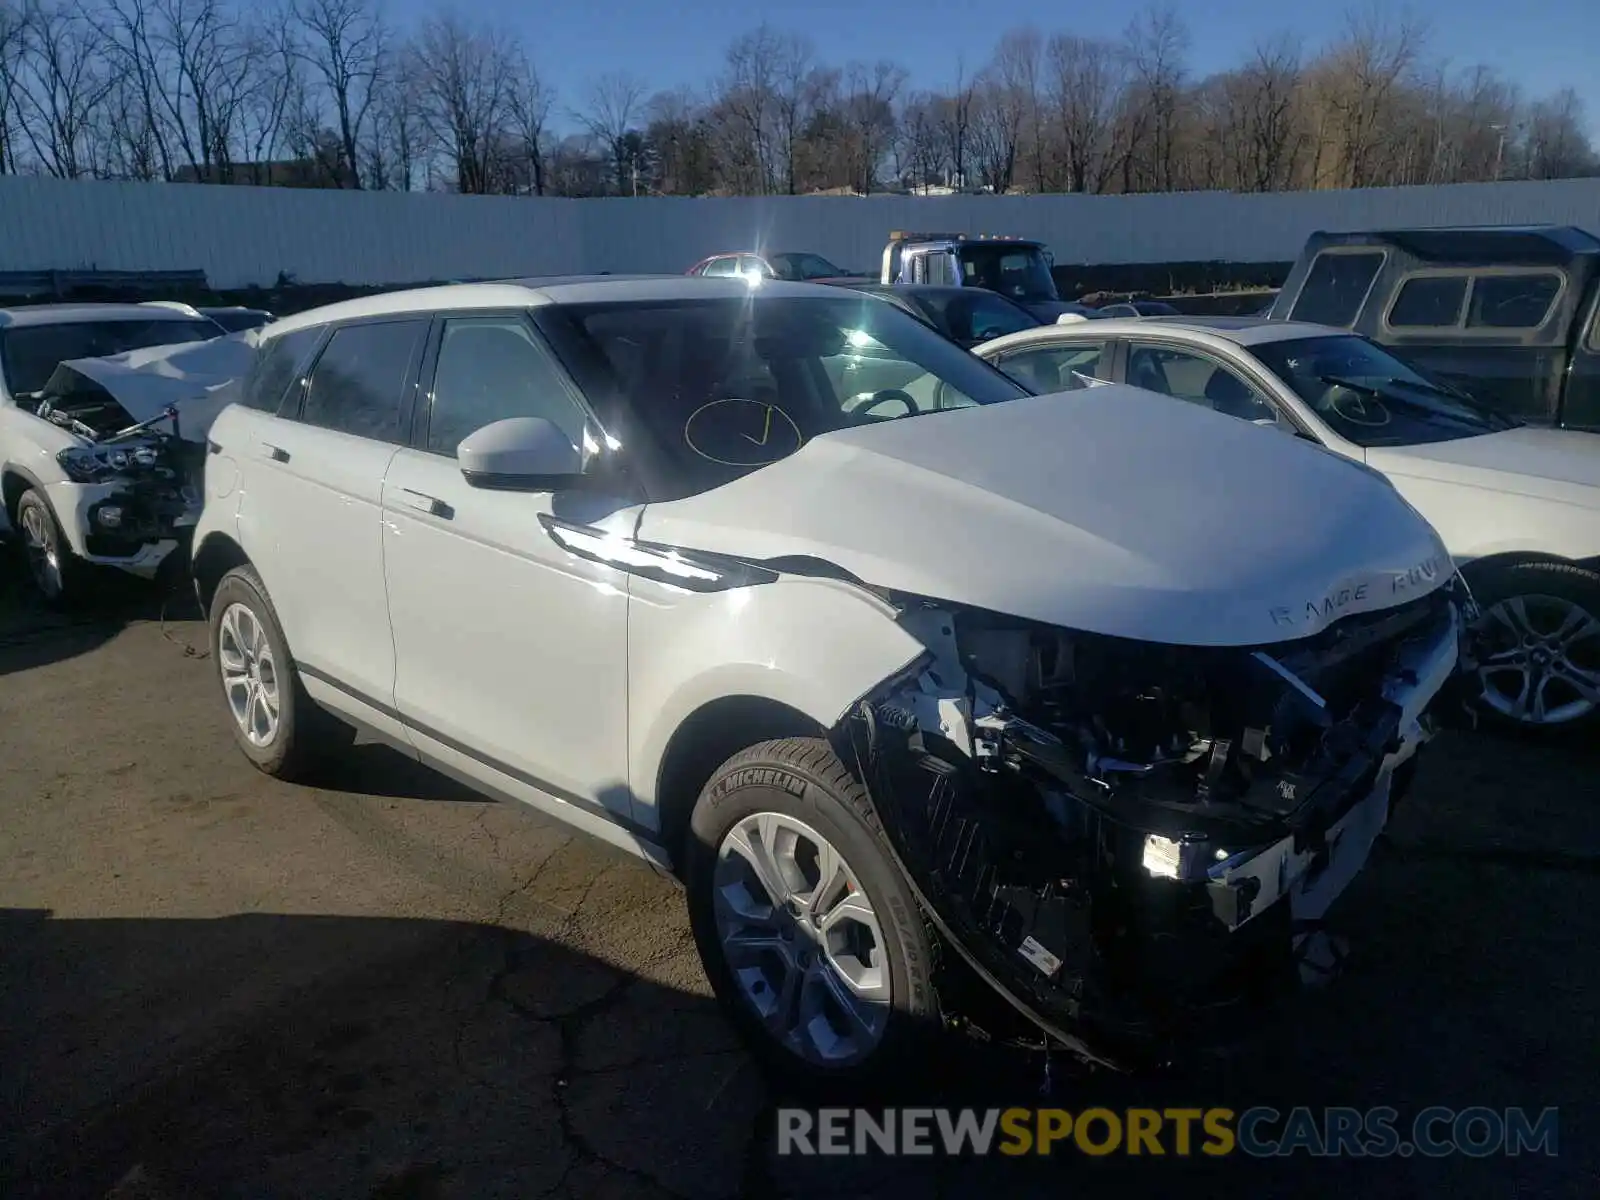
<box><xmin>1467</xmin><ymin>560</ymin><xmax>1600</xmax><ymax>733</ymax></box>
<box><xmin>209</xmin><ymin>565</ymin><xmax>354</xmax><ymax>779</ymax></box>
<box><xmin>685</xmin><ymin>737</ymin><xmax>939</xmax><ymax>1093</ymax></box>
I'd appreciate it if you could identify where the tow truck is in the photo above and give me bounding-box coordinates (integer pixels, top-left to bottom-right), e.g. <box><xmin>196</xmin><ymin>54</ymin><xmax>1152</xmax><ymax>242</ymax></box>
<box><xmin>879</xmin><ymin>231</ymin><xmax>1100</xmax><ymax>322</ymax></box>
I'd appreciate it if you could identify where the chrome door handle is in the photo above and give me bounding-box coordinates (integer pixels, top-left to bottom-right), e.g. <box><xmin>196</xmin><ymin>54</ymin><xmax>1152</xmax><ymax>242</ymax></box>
<box><xmin>399</xmin><ymin>488</ymin><xmax>447</xmax><ymax>517</ymax></box>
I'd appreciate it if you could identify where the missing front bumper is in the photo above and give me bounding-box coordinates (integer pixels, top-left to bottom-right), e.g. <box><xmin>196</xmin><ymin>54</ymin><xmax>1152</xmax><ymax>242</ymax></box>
<box><xmin>841</xmin><ymin>601</ymin><xmax>1460</xmax><ymax>1070</ymax></box>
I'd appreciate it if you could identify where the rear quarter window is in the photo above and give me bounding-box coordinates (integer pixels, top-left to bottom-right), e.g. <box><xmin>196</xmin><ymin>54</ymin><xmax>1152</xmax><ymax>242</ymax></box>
<box><xmin>1288</xmin><ymin>251</ymin><xmax>1386</xmax><ymax>326</ymax></box>
<box><xmin>240</xmin><ymin>326</ymin><xmax>323</xmax><ymax>412</ymax></box>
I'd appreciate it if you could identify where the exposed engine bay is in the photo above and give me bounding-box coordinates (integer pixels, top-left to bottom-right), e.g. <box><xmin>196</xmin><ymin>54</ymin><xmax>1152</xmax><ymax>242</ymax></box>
<box><xmin>20</xmin><ymin>368</ymin><xmax>203</xmax><ymax>559</ymax></box>
<box><xmin>841</xmin><ymin>581</ymin><xmax>1463</xmax><ymax>1069</ymax></box>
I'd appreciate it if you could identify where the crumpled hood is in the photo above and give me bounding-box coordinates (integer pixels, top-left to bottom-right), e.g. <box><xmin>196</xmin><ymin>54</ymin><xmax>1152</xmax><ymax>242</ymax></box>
<box><xmin>638</xmin><ymin>387</ymin><xmax>1454</xmax><ymax>647</ymax></box>
<box><xmin>51</xmin><ymin>330</ymin><xmax>257</xmax><ymax>443</ymax></box>
<box><xmin>1366</xmin><ymin>426</ymin><xmax>1600</xmax><ymax>509</ymax></box>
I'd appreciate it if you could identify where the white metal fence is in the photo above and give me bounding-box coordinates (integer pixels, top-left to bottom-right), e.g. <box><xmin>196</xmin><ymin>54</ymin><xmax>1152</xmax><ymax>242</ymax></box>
<box><xmin>2</xmin><ymin>175</ymin><xmax>1599</xmax><ymax>289</ymax></box>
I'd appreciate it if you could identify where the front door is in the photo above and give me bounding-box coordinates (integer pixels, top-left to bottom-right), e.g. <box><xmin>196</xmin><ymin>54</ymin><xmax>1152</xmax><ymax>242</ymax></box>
<box><xmin>381</xmin><ymin>311</ymin><xmax>636</xmax><ymax>827</ymax></box>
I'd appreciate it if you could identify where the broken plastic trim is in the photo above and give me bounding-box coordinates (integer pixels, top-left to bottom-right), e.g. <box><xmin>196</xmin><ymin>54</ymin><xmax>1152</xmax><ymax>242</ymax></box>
<box><xmin>835</xmin><ymin>591</ymin><xmax>1460</xmax><ymax>1068</ymax></box>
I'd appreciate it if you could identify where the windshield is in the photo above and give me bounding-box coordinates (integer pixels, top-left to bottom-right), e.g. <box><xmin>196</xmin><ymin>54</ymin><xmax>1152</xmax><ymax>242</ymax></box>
<box><xmin>958</xmin><ymin>244</ymin><xmax>1059</xmax><ymax>303</ymax></box>
<box><xmin>917</xmin><ymin>290</ymin><xmax>1041</xmax><ymax>343</ymax></box>
<box><xmin>1250</xmin><ymin>334</ymin><xmax>1515</xmax><ymax>447</ymax></box>
<box><xmin>563</xmin><ymin>294</ymin><xmax>1029</xmax><ymax>494</ymax></box>
<box><xmin>769</xmin><ymin>252</ymin><xmax>848</xmax><ymax>281</ymax></box>
<box><xmin>0</xmin><ymin>318</ymin><xmax>217</xmax><ymax>396</ymax></box>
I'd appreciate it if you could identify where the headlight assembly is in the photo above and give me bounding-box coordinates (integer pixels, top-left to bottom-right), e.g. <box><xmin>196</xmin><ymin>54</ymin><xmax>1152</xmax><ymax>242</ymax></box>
<box><xmin>56</xmin><ymin>441</ymin><xmax>163</xmax><ymax>484</ymax></box>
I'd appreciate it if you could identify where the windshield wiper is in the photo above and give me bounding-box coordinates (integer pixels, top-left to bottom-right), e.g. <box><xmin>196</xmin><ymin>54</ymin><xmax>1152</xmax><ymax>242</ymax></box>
<box><xmin>1375</xmin><ymin>375</ymin><xmax>1520</xmax><ymax>429</ymax></box>
<box><xmin>1316</xmin><ymin>374</ymin><xmax>1512</xmax><ymax>431</ymax></box>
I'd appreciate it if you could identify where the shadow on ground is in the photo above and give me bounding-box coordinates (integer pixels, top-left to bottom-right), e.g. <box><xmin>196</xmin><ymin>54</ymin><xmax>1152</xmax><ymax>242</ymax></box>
<box><xmin>2</xmin><ymin>819</ymin><xmax>1595</xmax><ymax>1200</ymax></box>
<box><xmin>0</xmin><ymin>555</ymin><xmax>172</xmax><ymax>676</ymax></box>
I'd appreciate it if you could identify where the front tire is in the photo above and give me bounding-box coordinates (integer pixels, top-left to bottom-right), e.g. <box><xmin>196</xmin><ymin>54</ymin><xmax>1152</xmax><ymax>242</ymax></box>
<box><xmin>15</xmin><ymin>488</ymin><xmax>87</xmax><ymax>608</ymax></box>
<box><xmin>1466</xmin><ymin>560</ymin><xmax>1600</xmax><ymax>734</ymax></box>
<box><xmin>685</xmin><ymin>737</ymin><xmax>939</xmax><ymax>1093</ymax></box>
<box><xmin>209</xmin><ymin>565</ymin><xmax>354</xmax><ymax>779</ymax></box>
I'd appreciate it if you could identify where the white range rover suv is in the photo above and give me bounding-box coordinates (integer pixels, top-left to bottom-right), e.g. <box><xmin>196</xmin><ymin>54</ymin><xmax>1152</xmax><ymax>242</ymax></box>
<box><xmin>192</xmin><ymin>276</ymin><xmax>1463</xmax><ymax>1085</ymax></box>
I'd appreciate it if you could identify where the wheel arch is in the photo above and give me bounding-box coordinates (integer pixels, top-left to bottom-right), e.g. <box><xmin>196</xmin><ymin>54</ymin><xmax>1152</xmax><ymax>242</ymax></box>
<box><xmin>2</xmin><ymin>465</ymin><xmax>45</xmax><ymax>522</ymax></box>
<box><xmin>653</xmin><ymin>694</ymin><xmax>827</xmax><ymax>877</ymax></box>
<box><xmin>191</xmin><ymin>530</ymin><xmax>252</xmax><ymax>613</ymax></box>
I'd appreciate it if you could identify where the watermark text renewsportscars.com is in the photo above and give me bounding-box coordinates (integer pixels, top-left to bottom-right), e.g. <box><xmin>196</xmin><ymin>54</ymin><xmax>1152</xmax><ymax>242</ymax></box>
<box><xmin>776</xmin><ymin>1106</ymin><xmax>1559</xmax><ymax>1158</ymax></box>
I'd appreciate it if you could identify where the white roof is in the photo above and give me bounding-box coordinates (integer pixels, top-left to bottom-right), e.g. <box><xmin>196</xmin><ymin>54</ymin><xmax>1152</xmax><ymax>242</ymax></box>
<box><xmin>262</xmin><ymin>275</ymin><xmax>845</xmax><ymax>342</ymax></box>
<box><xmin>0</xmin><ymin>302</ymin><xmax>217</xmax><ymax>329</ymax></box>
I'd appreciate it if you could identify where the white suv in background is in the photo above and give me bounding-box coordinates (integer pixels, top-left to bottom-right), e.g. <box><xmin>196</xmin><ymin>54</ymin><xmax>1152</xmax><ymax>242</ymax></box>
<box><xmin>192</xmin><ymin>276</ymin><xmax>1461</xmax><ymax>1086</ymax></box>
<box><xmin>0</xmin><ymin>303</ymin><xmax>224</xmax><ymax>603</ymax></box>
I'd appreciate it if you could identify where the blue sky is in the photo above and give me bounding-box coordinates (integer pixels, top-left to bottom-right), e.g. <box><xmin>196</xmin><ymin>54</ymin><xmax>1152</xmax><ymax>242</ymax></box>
<box><xmin>391</xmin><ymin>0</ymin><xmax>1598</xmax><ymax>136</ymax></box>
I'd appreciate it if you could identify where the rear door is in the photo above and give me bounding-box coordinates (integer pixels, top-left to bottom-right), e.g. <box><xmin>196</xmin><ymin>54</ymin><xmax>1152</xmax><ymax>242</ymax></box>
<box><xmin>234</xmin><ymin>316</ymin><xmax>427</xmax><ymax>707</ymax></box>
<box><xmin>987</xmin><ymin>336</ymin><xmax>1114</xmax><ymax>393</ymax></box>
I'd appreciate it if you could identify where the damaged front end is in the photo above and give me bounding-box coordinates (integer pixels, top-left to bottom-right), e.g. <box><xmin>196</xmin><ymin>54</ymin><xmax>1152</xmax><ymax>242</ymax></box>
<box><xmin>839</xmin><ymin>581</ymin><xmax>1463</xmax><ymax>1070</ymax></box>
<box><xmin>27</xmin><ymin>369</ymin><xmax>202</xmax><ymax>569</ymax></box>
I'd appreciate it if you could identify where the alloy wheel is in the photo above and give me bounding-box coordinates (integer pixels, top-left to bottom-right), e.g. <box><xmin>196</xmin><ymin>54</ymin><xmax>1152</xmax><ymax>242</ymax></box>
<box><xmin>712</xmin><ymin>812</ymin><xmax>891</xmax><ymax>1068</ymax></box>
<box><xmin>218</xmin><ymin>602</ymin><xmax>282</xmax><ymax>746</ymax></box>
<box><xmin>1476</xmin><ymin>593</ymin><xmax>1600</xmax><ymax>726</ymax></box>
<box><xmin>18</xmin><ymin>502</ymin><xmax>62</xmax><ymax>599</ymax></box>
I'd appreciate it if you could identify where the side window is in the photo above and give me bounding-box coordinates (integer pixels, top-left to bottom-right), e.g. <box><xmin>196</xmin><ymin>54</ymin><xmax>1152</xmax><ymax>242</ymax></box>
<box><xmin>995</xmin><ymin>343</ymin><xmax>1106</xmax><ymax>393</ymax></box>
<box><xmin>239</xmin><ymin>326</ymin><xmax>321</xmax><ymax>412</ymax></box>
<box><xmin>1289</xmin><ymin>251</ymin><xmax>1385</xmax><ymax>326</ymax></box>
<box><xmin>299</xmin><ymin>320</ymin><xmax>425</xmax><ymax>441</ymax></box>
<box><xmin>1388</xmin><ymin>275</ymin><xmax>1469</xmax><ymax>328</ymax></box>
<box><xmin>1127</xmin><ymin>344</ymin><xmax>1274</xmax><ymax>421</ymax></box>
<box><xmin>425</xmin><ymin>315</ymin><xmax>589</xmax><ymax>457</ymax></box>
<box><xmin>956</xmin><ymin>294</ymin><xmax>1037</xmax><ymax>343</ymax></box>
<box><xmin>737</xmin><ymin>255</ymin><xmax>771</xmax><ymax>278</ymax></box>
<box><xmin>701</xmin><ymin>257</ymin><xmax>739</xmax><ymax>278</ymax></box>
<box><xmin>1466</xmin><ymin>273</ymin><xmax>1563</xmax><ymax>329</ymax></box>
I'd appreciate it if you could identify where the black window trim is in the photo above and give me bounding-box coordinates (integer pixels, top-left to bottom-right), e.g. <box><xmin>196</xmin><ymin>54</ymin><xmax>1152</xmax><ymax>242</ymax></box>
<box><xmin>991</xmin><ymin>334</ymin><xmax>1115</xmax><ymax>387</ymax></box>
<box><xmin>281</xmin><ymin>313</ymin><xmax>430</xmax><ymax>445</ymax></box>
<box><xmin>409</xmin><ymin>306</ymin><xmax>605</xmax><ymax>462</ymax></box>
<box><xmin>1381</xmin><ymin>265</ymin><xmax>1569</xmax><ymax>337</ymax></box>
<box><xmin>1288</xmin><ymin>247</ymin><xmax>1389</xmax><ymax>326</ymax></box>
<box><xmin>240</xmin><ymin>323</ymin><xmax>323</xmax><ymax>414</ymax></box>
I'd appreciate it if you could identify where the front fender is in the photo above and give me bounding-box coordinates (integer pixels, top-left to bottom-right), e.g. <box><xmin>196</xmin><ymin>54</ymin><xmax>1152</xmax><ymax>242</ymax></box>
<box><xmin>626</xmin><ymin>573</ymin><xmax>925</xmax><ymax>816</ymax></box>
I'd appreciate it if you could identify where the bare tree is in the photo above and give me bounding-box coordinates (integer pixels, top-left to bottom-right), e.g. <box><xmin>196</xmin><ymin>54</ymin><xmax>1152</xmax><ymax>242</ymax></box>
<box><xmin>291</xmin><ymin>0</ymin><xmax>386</xmax><ymax>187</ymax></box>
<box><xmin>1309</xmin><ymin>8</ymin><xmax>1425</xmax><ymax>187</ymax></box>
<box><xmin>578</xmin><ymin>70</ymin><xmax>645</xmax><ymax>195</ymax></box>
<box><xmin>14</xmin><ymin>0</ymin><xmax>116</xmax><ymax>177</ymax></box>
<box><xmin>837</xmin><ymin>59</ymin><xmax>903</xmax><ymax>194</ymax></box>
<box><xmin>935</xmin><ymin>58</ymin><xmax>976</xmax><ymax>189</ymax></box>
<box><xmin>1213</xmin><ymin>35</ymin><xmax>1308</xmax><ymax>192</ymax></box>
<box><xmin>410</xmin><ymin>11</ymin><xmax>512</xmax><ymax>194</ymax></box>
<box><xmin>1046</xmin><ymin>34</ymin><xmax>1122</xmax><ymax>192</ymax></box>
<box><xmin>240</xmin><ymin>9</ymin><xmax>301</xmax><ymax>170</ymax></box>
<box><xmin>1523</xmin><ymin>87</ymin><xmax>1598</xmax><ymax>180</ymax></box>
<box><xmin>505</xmin><ymin>47</ymin><xmax>551</xmax><ymax>194</ymax></box>
<box><xmin>0</xmin><ymin>1</ymin><xmax>34</xmax><ymax>173</ymax></box>
<box><xmin>896</xmin><ymin>90</ymin><xmax>945</xmax><ymax>190</ymax></box>
<box><xmin>91</xmin><ymin>0</ymin><xmax>173</xmax><ymax>179</ymax></box>
<box><xmin>971</xmin><ymin>67</ymin><xmax>1025</xmax><ymax>193</ymax></box>
<box><xmin>1118</xmin><ymin>3</ymin><xmax>1190</xmax><ymax>192</ymax></box>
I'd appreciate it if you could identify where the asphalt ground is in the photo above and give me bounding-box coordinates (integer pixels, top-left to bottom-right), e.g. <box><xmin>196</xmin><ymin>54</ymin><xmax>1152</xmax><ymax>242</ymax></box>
<box><xmin>1</xmin><ymin>567</ymin><xmax>1595</xmax><ymax>1198</ymax></box>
